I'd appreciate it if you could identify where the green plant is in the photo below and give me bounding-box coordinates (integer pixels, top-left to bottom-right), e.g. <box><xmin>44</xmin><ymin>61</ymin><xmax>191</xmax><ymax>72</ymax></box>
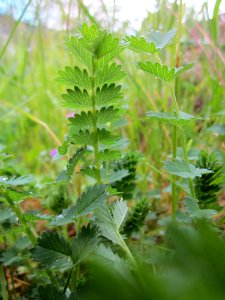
<box><xmin>123</xmin><ymin>198</ymin><xmax>150</xmax><ymax>237</ymax></box>
<box><xmin>125</xmin><ymin>0</ymin><xmax>212</xmax><ymax>220</ymax></box>
<box><xmin>111</xmin><ymin>152</ymin><xmax>140</xmax><ymax>199</ymax></box>
<box><xmin>194</xmin><ymin>150</ymin><xmax>224</xmax><ymax>209</ymax></box>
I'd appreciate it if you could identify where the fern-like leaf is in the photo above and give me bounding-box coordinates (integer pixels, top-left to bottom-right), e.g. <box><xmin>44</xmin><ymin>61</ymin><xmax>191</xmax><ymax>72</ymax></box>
<box><xmin>57</xmin><ymin>66</ymin><xmax>91</xmax><ymax>89</ymax></box>
<box><xmin>125</xmin><ymin>36</ymin><xmax>157</xmax><ymax>54</ymax></box>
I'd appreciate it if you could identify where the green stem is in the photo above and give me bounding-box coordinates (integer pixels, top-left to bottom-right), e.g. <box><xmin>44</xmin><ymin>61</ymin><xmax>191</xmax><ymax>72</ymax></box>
<box><xmin>0</xmin><ymin>265</ymin><xmax>8</xmax><ymax>300</ymax></box>
<box><xmin>1</xmin><ymin>191</ymin><xmax>36</xmax><ymax>245</ymax></box>
<box><xmin>119</xmin><ymin>234</ymin><xmax>136</xmax><ymax>267</ymax></box>
<box><xmin>0</xmin><ymin>189</ymin><xmax>57</xmax><ymax>285</ymax></box>
<box><xmin>168</xmin><ymin>83</ymin><xmax>196</xmax><ymax>198</ymax></box>
<box><xmin>0</xmin><ymin>0</ymin><xmax>33</xmax><ymax>61</ymax></box>
<box><xmin>91</xmin><ymin>57</ymin><xmax>101</xmax><ymax>184</ymax></box>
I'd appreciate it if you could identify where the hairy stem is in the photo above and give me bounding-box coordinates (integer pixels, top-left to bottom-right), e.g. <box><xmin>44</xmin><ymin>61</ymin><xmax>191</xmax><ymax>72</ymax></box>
<box><xmin>91</xmin><ymin>57</ymin><xmax>101</xmax><ymax>183</ymax></box>
<box><xmin>0</xmin><ymin>189</ymin><xmax>57</xmax><ymax>285</ymax></box>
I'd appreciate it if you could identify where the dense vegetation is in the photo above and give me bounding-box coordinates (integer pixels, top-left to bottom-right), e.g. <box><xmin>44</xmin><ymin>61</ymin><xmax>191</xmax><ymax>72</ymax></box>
<box><xmin>0</xmin><ymin>1</ymin><xmax>224</xmax><ymax>299</ymax></box>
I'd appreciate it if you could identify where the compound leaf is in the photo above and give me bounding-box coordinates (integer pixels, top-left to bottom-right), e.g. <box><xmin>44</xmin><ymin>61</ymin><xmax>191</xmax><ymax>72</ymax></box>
<box><xmin>96</xmin><ymin>63</ymin><xmax>126</xmax><ymax>86</ymax></box>
<box><xmin>125</xmin><ymin>35</ymin><xmax>157</xmax><ymax>54</ymax></box>
<box><xmin>61</xmin><ymin>86</ymin><xmax>91</xmax><ymax>109</ymax></box>
<box><xmin>65</xmin><ymin>35</ymin><xmax>93</xmax><ymax>70</ymax></box>
<box><xmin>31</xmin><ymin>231</ymin><xmax>72</xmax><ymax>269</ymax></box>
<box><xmin>57</xmin><ymin>67</ymin><xmax>91</xmax><ymax>89</ymax></box>
<box><xmin>164</xmin><ymin>159</ymin><xmax>212</xmax><ymax>179</ymax></box>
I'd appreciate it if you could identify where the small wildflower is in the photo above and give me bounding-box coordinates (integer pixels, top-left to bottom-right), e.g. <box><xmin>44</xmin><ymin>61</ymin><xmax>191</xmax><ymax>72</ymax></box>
<box><xmin>50</xmin><ymin>148</ymin><xmax>58</xmax><ymax>157</ymax></box>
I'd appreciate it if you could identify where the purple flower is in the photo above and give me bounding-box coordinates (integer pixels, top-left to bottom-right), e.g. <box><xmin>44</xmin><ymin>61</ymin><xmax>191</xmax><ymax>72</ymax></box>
<box><xmin>66</xmin><ymin>112</ymin><xmax>74</xmax><ymax>118</ymax></box>
<box><xmin>50</xmin><ymin>148</ymin><xmax>58</xmax><ymax>157</ymax></box>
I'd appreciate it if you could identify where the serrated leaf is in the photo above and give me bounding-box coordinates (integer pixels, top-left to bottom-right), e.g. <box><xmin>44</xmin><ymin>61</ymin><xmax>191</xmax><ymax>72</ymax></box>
<box><xmin>61</xmin><ymin>86</ymin><xmax>91</xmax><ymax>109</ymax></box>
<box><xmin>75</xmin><ymin>184</ymin><xmax>107</xmax><ymax>217</ymax></box>
<box><xmin>57</xmin><ymin>66</ymin><xmax>91</xmax><ymax>89</ymax></box>
<box><xmin>138</xmin><ymin>61</ymin><xmax>175</xmax><ymax>82</ymax></box>
<box><xmin>148</xmin><ymin>29</ymin><xmax>176</xmax><ymax>49</ymax></box>
<box><xmin>96</xmin><ymin>84</ymin><xmax>123</xmax><ymax>108</ymax></box>
<box><xmin>95</xmin><ymin>200</ymin><xmax>128</xmax><ymax>247</ymax></box>
<box><xmin>71</xmin><ymin>225</ymin><xmax>99</xmax><ymax>264</ymax></box>
<box><xmin>98</xmin><ymin>128</ymin><xmax>118</xmax><ymax>145</ymax></box>
<box><xmin>125</xmin><ymin>35</ymin><xmax>157</xmax><ymax>54</ymax></box>
<box><xmin>138</xmin><ymin>61</ymin><xmax>195</xmax><ymax>81</ymax></box>
<box><xmin>69</xmin><ymin>107</ymin><xmax>120</xmax><ymax>133</ymax></box>
<box><xmin>146</xmin><ymin>111</ymin><xmax>203</xmax><ymax>127</ymax></box>
<box><xmin>96</xmin><ymin>35</ymin><xmax>124</xmax><ymax>68</ymax></box>
<box><xmin>97</xmin><ymin>106</ymin><xmax>121</xmax><ymax>126</ymax></box>
<box><xmin>69</xmin><ymin>112</ymin><xmax>94</xmax><ymax>132</ymax></box>
<box><xmin>81</xmin><ymin>23</ymin><xmax>99</xmax><ymax>43</ymax></box>
<box><xmin>99</xmin><ymin>149</ymin><xmax>121</xmax><ymax>162</ymax></box>
<box><xmin>66</xmin><ymin>147</ymin><xmax>86</xmax><ymax>177</ymax></box>
<box><xmin>71</xmin><ymin>129</ymin><xmax>117</xmax><ymax>146</ymax></box>
<box><xmin>164</xmin><ymin>159</ymin><xmax>212</xmax><ymax>179</ymax></box>
<box><xmin>50</xmin><ymin>184</ymin><xmax>107</xmax><ymax>226</ymax></box>
<box><xmin>183</xmin><ymin>196</ymin><xmax>216</xmax><ymax>219</ymax></box>
<box><xmin>65</xmin><ymin>35</ymin><xmax>93</xmax><ymax>69</ymax></box>
<box><xmin>175</xmin><ymin>62</ymin><xmax>196</xmax><ymax>77</ymax></box>
<box><xmin>112</xmin><ymin>199</ymin><xmax>128</xmax><ymax>228</ymax></box>
<box><xmin>70</xmin><ymin>129</ymin><xmax>94</xmax><ymax>146</ymax></box>
<box><xmin>96</xmin><ymin>63</ymin><xmax>126</xmax><ymax>86</ymax></box>
<box><xmin>80</xmin><ymin>166</ymin><xmax>99</xmax><ymax>180</ymax></box>
<box><xmin>31</xmin><ymin>231</ymin><xmax>72</xmax><ymax>269</ymax></box>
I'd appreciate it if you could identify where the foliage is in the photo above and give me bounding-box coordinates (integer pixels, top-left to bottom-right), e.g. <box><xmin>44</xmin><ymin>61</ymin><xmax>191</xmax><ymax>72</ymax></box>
<box><xmin>194</xmin><ymin>150</ymin><xmax>224</xmax><ymax>209</ymax></box>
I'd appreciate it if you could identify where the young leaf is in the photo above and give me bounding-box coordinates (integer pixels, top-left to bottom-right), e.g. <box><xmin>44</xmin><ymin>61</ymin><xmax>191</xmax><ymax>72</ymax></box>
<box><xmin>81</xmin><ymin>23</ymin><xmax>100</xmax><ymax>43</ymax></box>
<box><xmin>31</xmin><ymin>231</ymin><xmax>72</xmax><ymax>269</ymax></box>
<box><xmin>66</xmin><ymin>147</ymin><xmax>86</xmax><ymax>177</ymax></box>
<box><xmin>124</xmin><ymin>36</ymin><xmax>157</xmax><ymax>54</ymax></box>
<box><xmin>95</xmin><ymin>33</ymin><xmax>124</xmax><ymax>68</ymax></box>
<box><xmin>164</xmin><ymin>159</ymin><xmax>212</xmax><ymax>179</ymax></box>
<box><xmin>65</xmin><ymin>35</ymin><xmax>93</xmax><ymax>70</ymax></box>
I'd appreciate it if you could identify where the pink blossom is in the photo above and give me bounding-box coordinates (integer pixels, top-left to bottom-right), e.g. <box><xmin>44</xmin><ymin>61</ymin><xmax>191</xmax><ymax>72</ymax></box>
<box><xmin>66</xmin><ymin>112</ymin><xmax>74</xmax><ymax>118</ymax></box>
<box><xmin>50</xmin><ymin>148</ymin><xmax>58</xmax><ymax>157</ymax></box>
